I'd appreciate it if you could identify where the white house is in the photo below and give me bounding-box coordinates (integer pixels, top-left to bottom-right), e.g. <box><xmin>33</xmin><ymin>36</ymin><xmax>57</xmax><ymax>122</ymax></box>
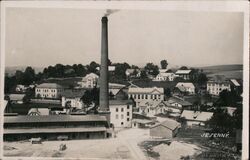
<box><xmin>207</xmin><ymin>75</ymin><xmax>231</xmax><ymax>96</ymax></box>
<box><xmin>128</xmin><ymin>87</ymin><xmax>164</xmax><ymax>107</ymax></box>
<box><xmin>175</xmin><ymin>82</ymin><xmax>195</xmax><ymax>94</ymax></box>
<box><xmin>109</xmin><ymin>100</ymin><xmax>133</xmax><ymax>128</ymax></box>
<box><xmin>125</xmin><ymin>69</ymin><xmax>141</xmax><ymax>78</ymax></box>
<box><xmin>167</xmin><ymin>97</ymin><xmax>192</xmax><ymax>109</ymax></box>
<box><xmin>78</xmin><ymin>73</ymin><xmax>99</xmax><ymax>88</ymax></box>
<box><xmin>96</xmin><ymin>66</ymin><xmax>116</xmax><ymax>72</ymax></box>
<box><xmin>35</xmin><ymin>83</ymin><xmax>65</xmax><ymax>99</ymax></box>
<box><xmin>175</xmin><ymin>70</ymin><xmax>192</xmax><ymax>80</ymax></box>
<box><xmin>154</xmin><ymin>72</ymin><xmax>175</xmax><ymax>81</ymax></box>
<box><xmin>180</xmin><ymin>110</ymin><xmax>214</xmax><ymax>126</ymax></box>
<box><xmin>61</xmin><ymin>90</ymin><xmax>86</xmax><ymax>109</ymax></box>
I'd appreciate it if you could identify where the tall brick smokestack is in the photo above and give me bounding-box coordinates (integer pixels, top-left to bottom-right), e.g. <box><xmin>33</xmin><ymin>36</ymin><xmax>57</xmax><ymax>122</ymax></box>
<box><xmin>99</xmin><ymin>16</ymin><xmax>109</xmax><ymax>112</ymax></box>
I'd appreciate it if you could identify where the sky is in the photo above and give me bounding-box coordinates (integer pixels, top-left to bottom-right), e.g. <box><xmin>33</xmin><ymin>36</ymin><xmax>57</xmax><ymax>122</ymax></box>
<box><xmin>5</xmin><ymin>8</ymin><xmax>244</xmax><ymax>68</ymax></box>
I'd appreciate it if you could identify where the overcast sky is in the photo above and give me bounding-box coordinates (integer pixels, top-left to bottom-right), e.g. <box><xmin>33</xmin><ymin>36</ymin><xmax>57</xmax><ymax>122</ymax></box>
<box><xmin>5</xmin><ymin>8</ymin><xmax>244</xmax><ymax>68</ymax></box>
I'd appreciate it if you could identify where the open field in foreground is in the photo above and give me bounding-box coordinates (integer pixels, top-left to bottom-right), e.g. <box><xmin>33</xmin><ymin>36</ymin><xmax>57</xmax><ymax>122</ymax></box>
<box><xmin>4</xmin><ymin>128</ymin><xmax>202</xmax><ymax>160</ymax></box>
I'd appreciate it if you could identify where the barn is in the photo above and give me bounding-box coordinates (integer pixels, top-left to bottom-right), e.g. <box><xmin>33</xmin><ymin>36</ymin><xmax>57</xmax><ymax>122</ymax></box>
<box><xmin>150</xmin><ymin>119</ymin><xmax>181</xmax><ymax>139</ymax></box>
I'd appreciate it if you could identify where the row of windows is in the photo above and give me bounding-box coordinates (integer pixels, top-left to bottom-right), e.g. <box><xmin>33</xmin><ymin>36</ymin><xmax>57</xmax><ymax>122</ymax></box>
<box><xmin>207</xmin><ymin>83</ymin><xmax>230</xmax><ymax>87</ymax></box>
<box><xmin>131</xmin><ymin>94</ymin><xmax>162</xmax><ymax>100</ymax></box>
<box><xmin>115</xmin><ymin>105</ymin><xmax>130</xmax><ymax>112</ymax></box>
<box><xmin>115</xmin><ymin>114</ymin><xmax>130</xmax><ymax>121</ymax></box>
<box><xmin>37</xmin><ymin>89</ymin><xmax>61</xmax><ymax>92</ymax></box>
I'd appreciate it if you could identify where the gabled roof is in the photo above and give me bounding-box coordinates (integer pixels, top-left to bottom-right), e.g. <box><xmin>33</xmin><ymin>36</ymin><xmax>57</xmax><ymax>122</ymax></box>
<box><xmin>168</xmin><ymin>97</ymin><xmax>192</xmax><ymax>106</ymax></box>
<box><xmin>36</xmin><ymin>83</ymin><xmax>65</xmax><ymax>89</ymax></box>
<box><xmin>180</xmin><ymin>110</ymin><xmax>213</xmax><ymax>122</ymax></box>
<box><xmin>151</xmin><ymin>118</ymin><xmax>180</xmax><ymax>130</ymax></box>
<box><xmin>8</xmin><ymin>94</ymin><xmax>25</xmax><ymax>101</ymax></box>
<box><xmin>61</xmin><ymin>89</ymin><xmax>86</xmax><ymax>98</ymax></box>
<box><xmin>128</xmin><ymin>87</ymin><xmax>164</xmax><ymax>94</ymax></box>
<box><xmin>139</xmin><ymin>100</ymin><xmax>171</xmax><ymax>109</ymax></box>
<box><xmin>159</xmin><ymin>69</ymin><xmax>168</xmax><ymax>73</ymax></box>
<box><xmin>158</xmin><ymin>72</ymin><xmax>174</xmax><ymax>77</ymax></box>
<box><xmin>126</xmin><ymin>69</ymin><xmax>141</xmax><ymax>74</ymax></box>
<box><xmin>109</xmin><ymin>83</ymin><xmax>126</xmax><ymax>89</ymax></box>
<box><xmin>175</xmin><ymin>70</ymin><xmax>192</xmax><ymax>74</ymax></box>
<box><xmin>28</xmin><ymin>108</ymin><xmax>50</xmax><ymax>115</ymax></box>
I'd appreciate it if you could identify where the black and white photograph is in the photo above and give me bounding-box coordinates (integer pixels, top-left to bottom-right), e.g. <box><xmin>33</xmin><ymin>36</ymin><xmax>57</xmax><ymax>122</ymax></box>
<box><xmin>0</xmin><ymin>1</ymin><xmax>249</xmax><ymax>160</ymax></box>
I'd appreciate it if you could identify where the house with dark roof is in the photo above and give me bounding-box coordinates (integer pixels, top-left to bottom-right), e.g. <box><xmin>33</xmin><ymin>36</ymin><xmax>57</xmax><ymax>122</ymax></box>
<box><xmin>61</xmin><ymin>89</ymin><xmax>86</xmax><ymax>109</ymax></box>
<box><xmin>167</xmin><ymin>97</ymin><xmax>192</xmax><ymax>110</ymax></box>
<box><xmin>150</xmin><ymin>118</ymin><xmax>181</xmax><ymax>139</ymax></box>
<box><xmin>35</xmin><ymin>83</ymin><xmax>66</xmax><ymax>99</ymax></box>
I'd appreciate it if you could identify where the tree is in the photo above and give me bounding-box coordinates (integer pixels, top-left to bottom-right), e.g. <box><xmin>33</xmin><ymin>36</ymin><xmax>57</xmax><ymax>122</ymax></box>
<box><xmin>140</xmin><ymin>70</ymin><xmax>148</xmax><ymax>79</ymax></box>
<box><xmin>160</xmin><ymin>60</ymin><xmax>168</xmax><ymax>69</ymax></box>
<box><xmin>164</xmin><ymin>88</ymin><xmax>171</xmax><ymax>97</ymax></box>
<box><xmin>88</xmin><ymin>61</ymin><xmax>99</xmax><ymax>73</ymax></box>
<box><xmin>81</xmin><ymin>87</ymin><xmax>100</xmax><ymax>107</ymax></box>
<box><xmin>179</xmin><ymin>66</ymin><xmax>188</xmax><ymax>70</ymax></box>
<box><xmin>114</xmin><ymin>63</ymin><xmax>130</xmax><ymax>79</ymax></box>
<box><xmin>166</xmin><ymin>69</ymin><xmax>173</xmax><ymax>73</ymax></box>
<box><xmin>144</xmin><ymin>63</ymin><xmax>159</xmax><ymax>76</ymax></box>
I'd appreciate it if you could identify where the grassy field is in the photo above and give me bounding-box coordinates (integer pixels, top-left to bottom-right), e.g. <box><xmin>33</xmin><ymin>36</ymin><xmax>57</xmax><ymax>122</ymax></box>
<box><xmin>201</xmin><ymin>64</ymin><xmax>243</xmax><ymax>79</ymax></box>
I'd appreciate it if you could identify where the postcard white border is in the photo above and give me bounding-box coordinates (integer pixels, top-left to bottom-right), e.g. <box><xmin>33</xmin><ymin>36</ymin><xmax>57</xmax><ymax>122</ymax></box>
<box><xmin>0</xmin><ymin>1</ymin><xmax>249</xmax><ymax>160</ymax></box>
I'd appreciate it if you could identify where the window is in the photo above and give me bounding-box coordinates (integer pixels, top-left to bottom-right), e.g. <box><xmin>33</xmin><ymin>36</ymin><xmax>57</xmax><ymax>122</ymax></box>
<box><xmin>116</xmin><ymin>114</ymin><xmax>119</xmax><ymax>119</ymax></box>
<box><xmin>138</xmin><ymin>94</ymin><xmax>140</xmax><ymax>99</ymax></box>
<box><xmin>116</xmin><ymin>108</ymin><xmax>119</xmax><ymax>112</ymax></box>
<box><xmin>127</xmin><ymin>105</ymin><xmax>130</xmax><ymax>109</ymax></box>
<box><xmin>121</xmin><ymin>122</ymin><xmax>124</xmax><ymax>125</ymax></box>
<box><xmin>121</xmin><ymin>115</ymin><xmax>124</xmax><ymax>119</ymax></box>
<box><xmin>127</xmin><ymin>118</ymin><xmax>130</xmax><ymax>121</ymax></box>
<box><xmin>127</xmin><ymin>112</ymin><xmax>130</xmax><ymax>116</ymax></box>
<box><xmin>121</xmin><ymin>108</ymin><xmax>124</xmax><ymax>112</ymax></box>
<box><xmin>145</xmin><ymin>95</ymin><xmax>148</xmax><ymax>99</ymax></box>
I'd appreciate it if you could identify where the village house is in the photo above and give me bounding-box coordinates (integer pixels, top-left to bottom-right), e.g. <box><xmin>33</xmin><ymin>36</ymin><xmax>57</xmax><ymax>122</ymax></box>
<box><xmin>125</xmin><ymin>68</ymin><xmax>141</xmax><ymax>78</ymax></box>
<box><xmin>96</xmin><ymin>66</ymin><xmax>116</xmax><ymax>72</ymax></box>
<box><xmin>207</xmin><ymin>75</ymin><xmax>231</xmax><ymax>96</ymax></box>
<box><xmin>138</xmin><ymin>100</ymin><xmax>181</xmax><ymax>118</ymax></box>
<box><xmin>150</xmin><ymin>118</ymin><xmax>181</xmax><ymax>139</ymax></box>
<box><xmin>109</xmin><ymin>99</ymin><xmax>133</xmax><ymax>128</ymax></box>
<box><xmin>175</xmin><ymin>69</ymin><xmax>192</xmax><ymax>80</ymax></box>
<box><xmin>61</xmin><ymin>89</ymin><xmax>86</xmax><ymax>109</ymax></box>
<box><xmin>180</xmin><ymin>110</ymin><xmax>214</xmax><ymax>127</ymax></box>
<box><xmin>8</xmin><ymin>94</ymin><xmax>26</xmax><ymax>104</ymax></box>
<box><xmin>153</xmin><ymin>72</ymin><xmax>175</xmax><ymax>81</ymax></box>
<box><xmin>174</xmin><ymin>82</ymin><xmax>195</xmax><ymax>95</ymax></box>
<box><xmin>35</xmin><ymin>83</ymin><xmax>65</xmax><ymax>99</ymax></box>
<box><xmin>128</xmin><ymin>87</ymin><xmax>164</xmax><ymax>107</ymax></box>
<box><xmin>167</xmin><ymin>97</ymin><xmax>192</xmax><ymax>110</ymax></box>
<box><xmin>77</xmin><ymin>73</ymin><xmax>99</xmax><ymax>88</ymax></box>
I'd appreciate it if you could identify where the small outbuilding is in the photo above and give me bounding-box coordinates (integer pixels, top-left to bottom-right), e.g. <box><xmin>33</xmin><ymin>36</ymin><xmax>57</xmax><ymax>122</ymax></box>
<box><xmin>150</xmin><ymin>119</ymin><xmax>181</xmax><ymax>139</ymax></box>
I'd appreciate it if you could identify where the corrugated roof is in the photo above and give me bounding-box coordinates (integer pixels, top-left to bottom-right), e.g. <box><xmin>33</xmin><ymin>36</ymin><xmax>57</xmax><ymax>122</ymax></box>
<box><xmin>4</xmin><ymin>115</ymin><xmax>107</xmax><ymax>124</ymax></box>
<box><xmin>4</xmin><ymin>127</ymin><xmax>107</xmax><ymax>134</ymax></box>
<box><xmin>36</xmin><ymin>83</ymin><xmax>65</xmax><ymax>89</ymax></box>
<box><xmin>175</xmin><ymin>70</ymin><xmax>192</xmax><ymax>74</ymax></box>
<box><xmin>180</xmin><ymin>110</ymin><xmax>213</xmax><ymax>122</ymax></box>
<box><xmin>128</xmin><ymin>87</ymin><xmax>164</xmax><ymax>94</ymax></box>
<box><xmin>151</xmin><ymin>118</ymin><xmax>180</xmax><ymax>130</ymax></box>
<box><xmin>8</xmin><ymin>94</ymin><xmax>25</xmax><ymax>101</ymax></box>
<box><xmin>109</xmin><ymin>99</ymin><xmax>134</xmax><ymax>105</ymax></box>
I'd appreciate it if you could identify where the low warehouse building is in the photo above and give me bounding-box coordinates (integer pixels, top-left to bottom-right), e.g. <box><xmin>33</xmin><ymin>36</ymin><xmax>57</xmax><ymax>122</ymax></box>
<box><xmin>4</xmin><ymin>114</ymin><xmax>109</xmax><ymax>141</ymax></box>
<box><xmin>150</xmin><ymin>119</ymin><xmax>181</xmax><ymax>139</ymax></box>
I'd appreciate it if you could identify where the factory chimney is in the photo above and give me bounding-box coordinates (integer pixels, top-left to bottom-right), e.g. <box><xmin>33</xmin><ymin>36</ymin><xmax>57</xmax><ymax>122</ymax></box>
<box><xmin>99</xmin><ymin>16</ymin><xmax>110</xmax><ymax>122</ymax></box>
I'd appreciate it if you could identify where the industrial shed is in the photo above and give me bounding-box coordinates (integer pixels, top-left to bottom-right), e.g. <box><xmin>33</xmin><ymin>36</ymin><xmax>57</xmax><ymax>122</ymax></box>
<box><xmin>4</xmin><ymin>115</ymin><xmax>109</xmax><ymax>141</ymax></box>
<box><xmin>150</xmin><ymin>119</ymin><xmax>181</xmax><ymax>139</ymax></box>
